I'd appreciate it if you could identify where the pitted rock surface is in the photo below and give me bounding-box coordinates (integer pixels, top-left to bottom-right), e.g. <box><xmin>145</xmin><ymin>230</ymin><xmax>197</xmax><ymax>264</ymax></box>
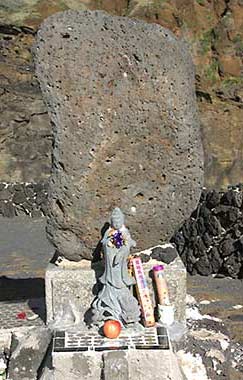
<box><xmin>35</xmin><ymin>10</ymin><xmax>204</xmax><ymax>261</ymax></box>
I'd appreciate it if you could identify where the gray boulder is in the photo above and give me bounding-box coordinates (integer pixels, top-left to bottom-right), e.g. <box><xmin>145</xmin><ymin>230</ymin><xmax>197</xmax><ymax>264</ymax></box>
<box><xmin>35</xmin><ymin>10</ymin><xmax>204</xmax><ymax>261</ymax></box>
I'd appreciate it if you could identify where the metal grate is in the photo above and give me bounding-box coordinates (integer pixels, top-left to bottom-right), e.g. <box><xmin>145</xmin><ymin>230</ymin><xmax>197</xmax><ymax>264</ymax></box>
<box><xmin>53</xmin><ymin>326</ymin><xmax>169</xmax><ymax>352</ymax></box>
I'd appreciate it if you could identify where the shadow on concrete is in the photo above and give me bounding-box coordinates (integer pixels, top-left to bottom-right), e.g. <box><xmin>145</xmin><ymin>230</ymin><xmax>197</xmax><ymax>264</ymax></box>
<box><xmin>0</xmin><ymin>276</ymin><xmax>45</xmax><ymax>302</ymax></box>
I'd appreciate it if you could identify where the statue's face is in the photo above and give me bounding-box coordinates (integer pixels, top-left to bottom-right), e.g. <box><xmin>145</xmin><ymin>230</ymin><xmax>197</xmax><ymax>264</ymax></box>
<box><xmin>111</xmin><ymin>216</ymin><xmax>123</xmax><ymax>230</ymax></box>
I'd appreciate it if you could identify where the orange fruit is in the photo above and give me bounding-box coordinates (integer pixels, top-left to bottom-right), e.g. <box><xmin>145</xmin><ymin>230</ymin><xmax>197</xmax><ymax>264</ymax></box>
<box><xmin>103</xmin><ymin>320</ymin><xmax>122</xmax><ymax>339</ymax></box>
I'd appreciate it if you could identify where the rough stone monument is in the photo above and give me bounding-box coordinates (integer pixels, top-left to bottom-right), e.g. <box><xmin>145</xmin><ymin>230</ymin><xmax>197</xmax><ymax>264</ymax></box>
<box><xmin>35</xmin><ymin>10</ymin><xmax>204</xmax><ymax>261</ymax></box>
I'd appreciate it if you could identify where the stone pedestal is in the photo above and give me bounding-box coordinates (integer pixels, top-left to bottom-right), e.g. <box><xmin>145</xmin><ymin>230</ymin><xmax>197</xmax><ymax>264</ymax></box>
<box><xmin>45</xmin><ymin>245</ymin><xmax>186</xmax><ymax>326</ymax></box>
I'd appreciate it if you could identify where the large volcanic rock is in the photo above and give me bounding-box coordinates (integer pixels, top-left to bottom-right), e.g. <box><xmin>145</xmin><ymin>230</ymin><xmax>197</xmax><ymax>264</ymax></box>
<box><xmin>35</xmin><ymin>10</ymin><xmax>204</xmax><ymax>261</ymax></box>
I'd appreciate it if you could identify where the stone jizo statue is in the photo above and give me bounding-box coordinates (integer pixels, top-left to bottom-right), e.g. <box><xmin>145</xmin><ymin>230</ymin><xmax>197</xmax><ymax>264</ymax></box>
<box><xmin>91</xmin><ymin>208</ymin><xmax>140</xmax><ymax>326</ymax></box>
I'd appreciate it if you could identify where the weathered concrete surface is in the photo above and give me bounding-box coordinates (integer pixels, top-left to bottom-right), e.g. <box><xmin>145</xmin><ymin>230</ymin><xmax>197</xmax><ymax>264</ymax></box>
<box><xmin>45</xmin><ymin>261</ymin><xmax>102</xmax><ymax>325</ymax></box>
<box><xmin>52</xmin><ymin>351</ymin><xmax>103</xmax><ymax>380</ymax></box>
<box><xmin>8</xmin><ymin>326</ymin><xmax>52</xmax><ymax>380</ymax></box>
<box><xmin>127</xmin><ymin>349</ymin><xmax>183</xmax><ymax>380</ymax></box>
<box><xmin>103</xmin><ymin>351</ymin><xmax>128</xmax><ymax>380</ymax></box>
<box><xmin>35</xmin><ymin>10</ymin><xmax>204</xmax><ymax>261</ymax></box>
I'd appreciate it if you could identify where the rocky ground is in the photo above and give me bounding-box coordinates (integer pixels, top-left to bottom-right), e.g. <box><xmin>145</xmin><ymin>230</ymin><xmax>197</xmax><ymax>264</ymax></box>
<box><xmin>0</xmin><ymin>0</ymin><xmax>242</xmax><ymax>188</ymax></box>
<box><xmin>177</xmin><ymin>294</ymin><xmax>243</xmax><ymax>380</ymax></box>
<box><xmin>188</xmin><ymin>275</ymin><xmax>243</xmax><ymax>345</ymax></box>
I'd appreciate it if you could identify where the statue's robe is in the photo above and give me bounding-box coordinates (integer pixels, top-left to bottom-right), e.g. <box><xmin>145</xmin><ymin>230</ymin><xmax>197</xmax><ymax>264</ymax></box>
<box><xmin>91</xmin><ymin>226</ymin><xmax>140</xmax><ymax>324</ymax></box>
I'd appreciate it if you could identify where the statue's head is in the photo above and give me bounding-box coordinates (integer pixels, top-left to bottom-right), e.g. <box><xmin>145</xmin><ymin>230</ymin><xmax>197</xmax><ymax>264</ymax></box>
<box><xmin>111</xmin><ymin>207</ymin><xmax>125</xmax><ymax>230</ymax></box>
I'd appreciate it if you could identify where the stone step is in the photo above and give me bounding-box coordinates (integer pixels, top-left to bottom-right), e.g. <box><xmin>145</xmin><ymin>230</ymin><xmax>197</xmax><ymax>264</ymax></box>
<box><xmin>52</xmin><ymin>347</ymin><xmax>183</xmax><ymax>380</ymax></box>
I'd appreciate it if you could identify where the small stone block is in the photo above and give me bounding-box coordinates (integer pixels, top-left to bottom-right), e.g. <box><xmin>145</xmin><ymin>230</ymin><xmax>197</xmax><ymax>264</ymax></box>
<box><xmin>103</xmin><ymin>351</ymin><xmax>128</xmax><ymax>380</ymax></box>
<box><xmin>8</xmin><ymin>327</ymin><xmax>52</xmax><ymax>380</ymax></box>
<box><xmin>52</xmin><ymin>351</ymin><xmax>102</xmax><ymax>380</ymax></box>
<box><xmin>127</xmin><ymin>349</ymin><xmax>184</xmax><ymax>380</ymax></box>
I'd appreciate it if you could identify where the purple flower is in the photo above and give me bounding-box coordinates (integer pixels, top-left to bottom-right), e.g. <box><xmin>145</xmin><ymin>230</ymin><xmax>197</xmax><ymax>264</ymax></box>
<box><xmin>112</xmin><ymin>230</ymin><xmax>124</xmax><ymax>248</ymax></box>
